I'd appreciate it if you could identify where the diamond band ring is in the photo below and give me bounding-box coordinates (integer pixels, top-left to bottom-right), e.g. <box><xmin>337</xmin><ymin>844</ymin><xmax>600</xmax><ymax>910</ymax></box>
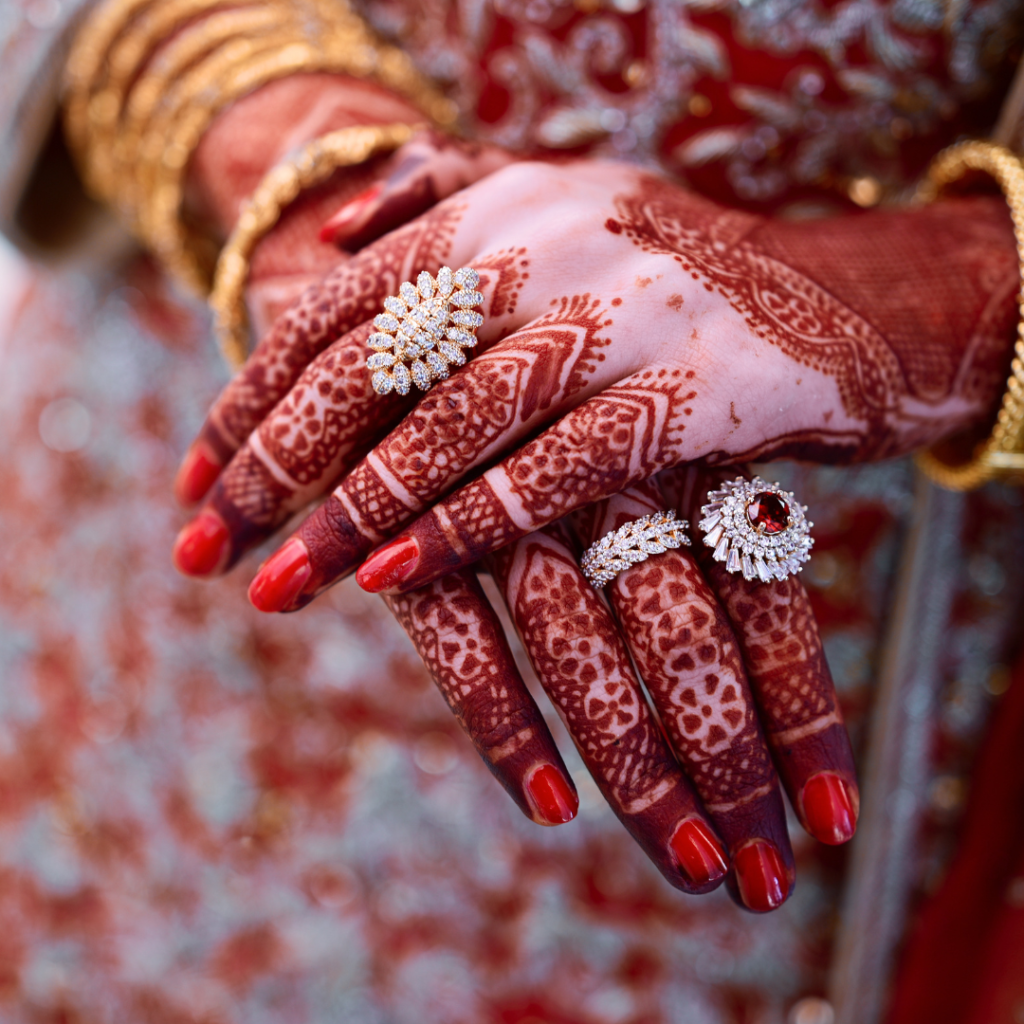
<box><xmin>698</xmin><ymin>477</ymin><xmax>813</xmax><ymax>583</ymax></box>
<box><xmin>367</xmin><ymin>266</ymin><xmax>483</xmax><ymax>395</ymax></box>
<box><xmin>581</xmin><ymin>511</ymin><xmax>691</xmax><ymax>588</ymax></box>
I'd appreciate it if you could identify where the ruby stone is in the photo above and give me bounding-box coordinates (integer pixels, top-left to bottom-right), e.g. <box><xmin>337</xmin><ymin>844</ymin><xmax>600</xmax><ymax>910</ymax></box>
<box><xmin>746</xmin><ymin>491</ymin><xmax>790</xmax><ymax>535</ymax></box>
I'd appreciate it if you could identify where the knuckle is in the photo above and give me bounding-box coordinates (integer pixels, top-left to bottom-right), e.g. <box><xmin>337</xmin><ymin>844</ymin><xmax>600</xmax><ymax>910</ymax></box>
<box><xmin>459</xmin><ymin>689</ymin><xmax>537</xmax><ymax>757</ymax></box>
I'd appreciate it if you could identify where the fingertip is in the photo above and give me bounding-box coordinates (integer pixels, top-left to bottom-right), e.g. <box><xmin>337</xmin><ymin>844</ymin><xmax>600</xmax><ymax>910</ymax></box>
<box><xmin>173</xmin><ymin>512</ymin><xmax>230</xmax><ymax>577</ymax></box>
<box><xmin>174</xmin><ymin>444</ymin><xmax>222</xmax><ymax>507</ymax></box>
<box><xmin>248</xmin><ymin>538</ymin><xmax>312</xmax><ymax>613</ymax></box>
<box><xmin>734</xmin><ymin>840</ymin><xmax>790</xmax><ymax>913</ymax></box>
<box><xmin>670</xmin><ymin>818</ymin><xmax>729</xmax><ymax>888</ymax></box>
<box><xmin>526</xmin><ymin>764</ymin><xmax>578</xmax><ymax>826</ymax></box>
<box><xmin>801</xmin><ymin>772</ymin><xmax>858</xmax><ymax>846</ymax></box>
<box><xmin>319</xmin><ymin>182</ymin><xmax>384</xmax><ymax>246</ymax></box>
<box><xmin>356</xmin><ymin>536</ymin><xmax>420</xmax><ymax>593</ymax></box>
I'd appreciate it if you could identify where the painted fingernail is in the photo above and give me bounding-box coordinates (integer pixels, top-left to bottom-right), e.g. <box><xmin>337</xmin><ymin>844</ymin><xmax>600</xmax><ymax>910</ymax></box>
<box><xmin>173</xmin><ymin>513</ymin><xmax>229</xmax><ymax>577</ymax></box>
<box><xmin>174</xmin><ymin>444</ymin><xmax>221</xmax><ymax>506</ymax></box>
<box><xmin>670</xmin><ymin>818</ymin><xmax>729</xmax><ymax>887</ymax></box>
<box><xmin>248</xmin><ymin>538</ymin><xmax>312</xmax><ymax>613</ymax></box>
<box><xmin>527</xmin><ymin>764</ymin><xmax>578</xmax><ymax>825</ymax></box>
<box><xmin>734</xmin><ymin>841</ymin><xmax>788</xmax><ymax>913</ymax></box>
<box><xmin>356</xmin><ymin>536</ymin><xmax>419</xmax><ymax>593</ymax></box>
<box><xmin>319</xmin><ymin>182</ymin><xmax>384</xmax><ymax>243</ymax></box>
<box><xmin>801</xmin><ymin>772</ymin><xmax>856</xmax><ymax>846</ymax></box>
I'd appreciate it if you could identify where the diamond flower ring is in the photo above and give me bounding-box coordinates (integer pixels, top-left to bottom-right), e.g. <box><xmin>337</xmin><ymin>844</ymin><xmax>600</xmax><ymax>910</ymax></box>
<box><xmin>367</xmin><ymin>266</ymin><xmax>484</xmax><ymax>395</ymax></box>
<box><xmin>580</xmin><ymin>511</ymin><xmax>691</xmax><ymax>588</ymax></box>
<box><xmin>697</xmin><ymin>476</ymin><xmax>813</xmax><ymax>584</ymax></box>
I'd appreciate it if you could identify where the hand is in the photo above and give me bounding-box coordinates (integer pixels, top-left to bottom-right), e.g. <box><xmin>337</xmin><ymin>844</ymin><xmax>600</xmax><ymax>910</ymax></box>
<box><xmin>374</xmin><ymin>467</ymin><xmax>858</xmax><ymax>911</ymax></box>
<box><xmin>171</xmin><ymin>158</ymin><xmax>1016</xmax><ymax>592</ymax></box>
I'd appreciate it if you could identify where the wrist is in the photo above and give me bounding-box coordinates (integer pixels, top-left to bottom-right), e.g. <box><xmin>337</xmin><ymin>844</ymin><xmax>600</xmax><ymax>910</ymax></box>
<box><xmin>187</xmin><ymin>74</ymin><xmax>425</xmax><ymax>240</ymax></box>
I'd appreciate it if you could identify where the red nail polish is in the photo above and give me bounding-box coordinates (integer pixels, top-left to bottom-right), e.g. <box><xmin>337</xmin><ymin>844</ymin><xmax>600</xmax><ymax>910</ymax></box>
<box><xmin>175</xmin><ymin>445</ymin><xmax>221</xmax><ymax>506</ymax></box>
<box><xmin>670</xmin><ymin>818</ymin><xmax>728</xmax><ymax>887</ymax></box>
<box><xmin>802</xmin><ymin>772</ymin><xmax>856</xmax><ymax>845</ymax></box>
<box><xmin>173</xmin><ymin>513</ymin><xmax>229</xmax><ymax>577</ymax></box>
<box><xmin>527</xmin><ymin>764</ymin><xmax>578</xmax><ymax>825</ymax></box>
<box><xmin>248</xmin><ymin>538</ymin><xmax>312</xmax><ymax>613</ymax></box>
<box><xmin>319</xmin><ymin>182</ymin><xmax>384</xmax><ymax>243</ymax></box>
<box><xmin>734</xmin><ymin>841</ymin><xmax>788</xmax><ymax>913</ymax></box>
<box><xmin>356</xmin><ymin>537</ymin><xmax>419</xmax><ymax>593</ymax></box>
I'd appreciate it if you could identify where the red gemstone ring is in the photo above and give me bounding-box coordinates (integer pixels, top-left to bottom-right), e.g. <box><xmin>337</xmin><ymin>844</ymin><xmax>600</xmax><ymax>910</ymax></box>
<box><xmin>697</xmin><ymin>476</ymin><xmax>813</xmax><ymax>584</ymax></box>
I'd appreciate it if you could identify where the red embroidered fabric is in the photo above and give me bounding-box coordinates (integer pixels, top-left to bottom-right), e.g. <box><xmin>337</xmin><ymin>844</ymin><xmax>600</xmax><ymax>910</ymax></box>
<box><xmin>358</xmin><ymin>0</ymin><xmax>1022</xmax><ymax>210</ymax></box>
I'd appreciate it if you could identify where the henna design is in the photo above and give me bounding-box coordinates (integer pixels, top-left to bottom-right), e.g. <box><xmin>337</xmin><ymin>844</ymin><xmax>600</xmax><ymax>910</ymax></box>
<box><xmin>197</xmin><ymin>251</ymin><xmax>535</xmax><ymax>569</ymax></box>
<box><xmin>196</xmin><ymin>203</ymin><xmax>464</xmax><ymax>465</ymax></box>
<box><xmin>489</xmin><ymin>526</ymin><xmax>719</xmax><ymax>892</ymax></box>
<box><xmin>383</xmin><ymin>568</ymin><xmax>571</xmax><ymax>822</ymax></box>
<box><xmin>668</xmin><ymin>466</ymin><xmax>858</xmax><ymax>826</ymax></box>
<box><xmin>610</xmin><ymin>181</ymin><xmax>1018</xmax><ymax>459</ymax></box>
<box><xmin>258</xmin><ymin>323</ymin><xmax>386</xmax><ymax>488</ymax></box>
<box><xmin>368</xmin><ymin>292</ymin><xmax>614</xmax><ymax>509</ymax></box>
<box><xmin>574</xmin><ymin>483</ymin><xmax>791</xmax><ymax>865</ymax></box>
<box><xmin>261</xmin><ymin>291</ymin><xmax>617</xmax><ymax>597</ymax></box>
<box><xmin>387</xmin><ymin>371</ymin><xmax>698</xmax><ymax>592</ymax></box>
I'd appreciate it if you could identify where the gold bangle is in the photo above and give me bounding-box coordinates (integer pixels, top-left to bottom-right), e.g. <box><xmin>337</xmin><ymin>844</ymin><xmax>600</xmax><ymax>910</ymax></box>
<box><xmin>210</xmin><ymin>122</ymin><xmax>419</xmax><ymax>369</ymax></box>
<box><xmin>89</xmin><ymin>5</ymin><xmax>296</xmax><ymax>201</ymax></box>
<box><xmin>915</xmin><ymin>140</ymin><xmax>1024</xmax><ymax>490</ymax></box>
<box><xmin>64</xmin><ymin>0</ymin><xmax>457</xmax><ymax>293</ymax></box>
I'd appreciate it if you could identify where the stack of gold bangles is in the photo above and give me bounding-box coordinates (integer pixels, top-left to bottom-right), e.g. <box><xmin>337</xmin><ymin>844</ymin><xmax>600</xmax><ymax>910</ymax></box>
<box><xmin>62</xmin><ymin>0</ymin><xmax>455</xmax><ymax>300</ymax></box>
<box><xmin>916</xmin><ymin>140</ymin><xmax>1024</xmax><ymax>490</ymax></box>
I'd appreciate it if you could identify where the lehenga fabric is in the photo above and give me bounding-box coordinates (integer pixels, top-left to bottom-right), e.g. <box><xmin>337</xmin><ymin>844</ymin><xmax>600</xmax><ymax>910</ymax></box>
<box><xmin>0</xmin><ymin>2</ymin><xmax>1022</xmax><ymax>1023</ymax></box>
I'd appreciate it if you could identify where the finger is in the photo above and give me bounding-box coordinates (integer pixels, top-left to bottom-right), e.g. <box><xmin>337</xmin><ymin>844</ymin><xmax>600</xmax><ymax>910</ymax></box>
<box><xmin>174</xmin><ymin>201</ymin><xmax>469</xmax><ymax>507</ymax></box>
<box><xmin>321</xmin><ymin>129</ymin><xmax>516</xmax><ymax>251</ymax></box>
<box><xmin>384</xmin><ymin>567</ymin><xmax>578</xmax><ymax>826</ymax></box>
<box><xmin>353</xmin><ymin>370</ymin><xmax>696</xmax><ymax>597</ymax></box>
<box><xmin>242</xmin><ymin>290</ymin><xmax>626</xmax><ymax>602</ymax></box>
<box><xmin>572</xmin><ymin>479</ymin><xmax>793</xmax><ymax>912</ymax></box>
<box><xmin>488</xmin><ymin>523</ymin><xmax>729</xmax><ymax>894</ymax></box>
<box><xmin>173</xmin><ymin>245</ymin><xmax>537</xmax><ymax>579</ymax></box>
<box><xmin>665</xmin><ymin>465</ymin><xmax>859</xmax><ymax>847</ymax></box>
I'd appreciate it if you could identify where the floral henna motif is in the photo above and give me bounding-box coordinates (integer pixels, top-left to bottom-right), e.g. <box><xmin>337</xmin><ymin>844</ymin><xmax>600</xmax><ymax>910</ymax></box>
<box><xmin>610</xmin><ymin>181</ymin><xmax>1018</xmax><ymax>458</ymax></box>
<box><xmin>488</xmin><ymin>528</ymin><xmax>719</xmax><ymax>893</ymax></box>
<box><xmin>383</xmin><ymin>568</ymin><xmax>572</xmax><ymax>823</ymax></box>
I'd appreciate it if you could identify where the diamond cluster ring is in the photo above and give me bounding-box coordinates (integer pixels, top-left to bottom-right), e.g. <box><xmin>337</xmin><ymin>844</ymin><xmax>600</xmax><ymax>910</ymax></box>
<box><xmin>367</xmin><ymin>266</ymin><xmax>484</xmax><ymax>395</ymax></box>
<box><xmin>581</xmin><ymin>511</ymin><xmax>691</xmax><ymax>588</ymax></box>
<box><xmin>698</xmin><ymin>476</ymin><xmax>813</xmax><ymax>583</ymax></box>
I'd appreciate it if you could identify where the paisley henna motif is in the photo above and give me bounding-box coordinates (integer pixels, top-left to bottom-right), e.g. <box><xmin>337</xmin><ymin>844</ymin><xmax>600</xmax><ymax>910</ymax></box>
<box><xmin>611</xmin><ymin>181</ymin><xmax>1018</xmax><ymax>458</ymax></box>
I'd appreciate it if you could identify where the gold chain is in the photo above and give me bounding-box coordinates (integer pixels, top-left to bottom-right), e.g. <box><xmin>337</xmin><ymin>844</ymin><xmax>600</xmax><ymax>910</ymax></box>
<box><xmin>915</xmin><ymin>140</ymin><xmax>1024</xmax><ymax>489</ymax></box>
<box><xmin>210</xmin><ymin>122</ymin><xmax>419</xmax><ymax>368</ymax></box>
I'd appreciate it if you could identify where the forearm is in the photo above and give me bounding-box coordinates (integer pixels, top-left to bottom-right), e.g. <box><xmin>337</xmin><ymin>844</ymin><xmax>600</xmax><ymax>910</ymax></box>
<box><xmin>186</xmin><ymin>73</ymin><xmax>423</xmax><ymax>241</ymax></box>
